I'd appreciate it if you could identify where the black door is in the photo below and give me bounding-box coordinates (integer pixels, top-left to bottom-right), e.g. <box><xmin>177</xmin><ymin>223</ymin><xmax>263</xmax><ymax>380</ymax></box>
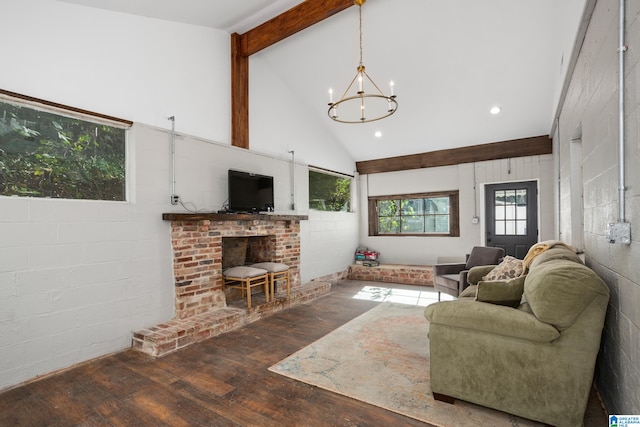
<box><xmin>485</xmin><ymin>181</ymin><xmax>538</xmax><ymax>259</ymax></box>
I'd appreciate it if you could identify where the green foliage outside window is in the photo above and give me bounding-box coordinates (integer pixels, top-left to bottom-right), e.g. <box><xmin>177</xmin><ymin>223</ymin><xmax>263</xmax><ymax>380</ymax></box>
<box><xmin>369</xmin><ymin>190</ymin><xmax>459</xmax><ymax>236</ymax></box>
<box><xmin>378</xmin><ymin>197</ymin><xmax>450</xmax><ymax>234</ymax></box>
<box><xmin>0</xmin><ymin>101</ymin><xmax>126</xmax><ymax>200</ymax></box>
<box><xmin>309</xmin><ymin>170</ymin><xmax>351</xmax><ymax>212</ymax></box>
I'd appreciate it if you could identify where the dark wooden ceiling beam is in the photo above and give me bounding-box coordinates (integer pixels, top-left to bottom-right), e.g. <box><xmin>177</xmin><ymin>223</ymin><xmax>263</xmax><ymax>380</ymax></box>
<box><xmin>355</xmin><ymin>135</ymin><xmax>552</xmax><ymax>175</ymax></box>
<box><xmin>231</xmin><ymin>33</ymin><xmax>249</xmax><ymax>150</ymax></box>
<box><xmin>243</xmin><ymin>0</ymin><xmax>354</xmax><ymax>56</ymax></box>
<box><xmin>231</xmin><ymin>0</ymin><xmax>354</xmax><ymax>149</ymax></box>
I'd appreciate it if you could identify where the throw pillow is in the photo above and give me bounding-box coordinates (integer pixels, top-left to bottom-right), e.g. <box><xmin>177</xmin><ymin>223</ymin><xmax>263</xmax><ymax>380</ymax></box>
<box><xmin>482</xmin><ymin>255</ymin><xmax>523</xmax><ymax>281</ymax></box>
<box><xmin>475</xmin><ymin>276</ymin><xmax>526</xmax><ymax>307</ymax></box>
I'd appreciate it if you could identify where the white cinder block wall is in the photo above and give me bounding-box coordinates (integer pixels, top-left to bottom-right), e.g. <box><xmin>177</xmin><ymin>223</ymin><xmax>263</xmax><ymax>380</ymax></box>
<box><xmin>300</xmin><ymin>211</ymin><xmax>360</xmax><ymax>283</ymax></box>
<box><xmin>0</xmin><ymin>126</ymin><xmax>176</xmax><ymax>390</ymax></box>
<box><xmin>556</xmin><ymin>0</ymin><xmax>640</xmax><ymax>414</ymax></box>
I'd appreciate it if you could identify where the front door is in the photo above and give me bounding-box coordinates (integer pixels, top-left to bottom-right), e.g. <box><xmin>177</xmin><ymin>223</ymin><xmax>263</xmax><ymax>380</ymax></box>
<box><xmin>485</xmin><ymin>181</ymin><xmax>538</xmax><ymax>259</ymax></box>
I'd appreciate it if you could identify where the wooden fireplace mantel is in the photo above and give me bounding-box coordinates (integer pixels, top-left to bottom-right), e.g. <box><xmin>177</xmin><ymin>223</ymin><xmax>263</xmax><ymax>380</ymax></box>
<box><xmin>162</xmin><ymin>213</ymin><xmax>308</xmax><ymax>222</ymax></box>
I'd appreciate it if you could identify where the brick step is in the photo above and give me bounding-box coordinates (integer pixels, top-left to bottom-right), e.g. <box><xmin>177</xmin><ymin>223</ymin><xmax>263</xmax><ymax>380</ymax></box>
<box><xmin>132</xmin><ymin>281</ymin><xmax>331</xmax><ymax>357</ymax></box>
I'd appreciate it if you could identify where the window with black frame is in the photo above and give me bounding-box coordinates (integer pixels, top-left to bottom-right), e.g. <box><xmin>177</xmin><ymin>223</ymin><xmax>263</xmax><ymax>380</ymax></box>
<box><xmin>368</xmin><ymin>190</ymin><xmax>459</xmax><ymax>236</ymax></box>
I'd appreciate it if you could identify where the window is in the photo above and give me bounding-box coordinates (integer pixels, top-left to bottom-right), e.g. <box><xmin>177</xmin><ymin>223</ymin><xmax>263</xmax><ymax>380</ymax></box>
<box><xmin>308</xmin><ymin>168</ymin><xmax>351</xmax><ymax>212</ymax></box>
<box><xmin>368</xmin><ymin>191</ymin><xmax>459</xmax><ymax>236</ymax></box>
<box><xmin>0</xmin><ymin>91</ymin><xmax>130</xmax><ymax>201</ymax></box>
<box><xmin>493</xmin><ymin>189</ymin><xmax>528</xmax><ymax>235</ymax></box>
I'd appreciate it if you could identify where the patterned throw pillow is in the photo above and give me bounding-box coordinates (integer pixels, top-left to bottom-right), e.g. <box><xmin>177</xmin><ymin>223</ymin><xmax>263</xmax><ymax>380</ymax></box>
<box><xmin>482</xmin><ymin>256</ymin><xmax>524</xmax><ymax>281</ymax></box>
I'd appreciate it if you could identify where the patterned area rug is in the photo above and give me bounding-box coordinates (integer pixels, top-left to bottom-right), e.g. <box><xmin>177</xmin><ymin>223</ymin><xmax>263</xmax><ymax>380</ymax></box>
<box><xmin>269</xmin><ymin>302</ymin><xmax>544</xmax><ymax>427</ymax></box>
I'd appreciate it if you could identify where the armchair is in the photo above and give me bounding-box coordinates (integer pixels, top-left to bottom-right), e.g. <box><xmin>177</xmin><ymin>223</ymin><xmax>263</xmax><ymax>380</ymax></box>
<box><xmin>433</xmin><ymin>246</ymin><xmax>505</xmax><ymax>300</ymax></box>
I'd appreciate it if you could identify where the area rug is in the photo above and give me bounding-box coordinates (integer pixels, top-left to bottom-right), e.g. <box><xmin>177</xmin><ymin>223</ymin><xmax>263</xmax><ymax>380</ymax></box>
<box><xmin>269</xmin><ymin>302</ymin><xmax>545</xmax><ymax>427</ymax></box>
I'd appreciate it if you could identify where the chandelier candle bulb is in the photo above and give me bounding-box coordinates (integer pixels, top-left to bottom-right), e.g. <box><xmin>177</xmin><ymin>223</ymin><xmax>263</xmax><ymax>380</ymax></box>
<box><xmin>329</xmin><ymin>88</ymin><xmax>334</xmax><ymax>104</ymax></box>
<box><xmin>390</xmin><ymin>81</ymin><xmax>395</xmax><ymax>96</ymax></box>
<box><xmin>358</xmin><ymin>74</ymin><xmax>363</xmax><ymax>93</ymax></box>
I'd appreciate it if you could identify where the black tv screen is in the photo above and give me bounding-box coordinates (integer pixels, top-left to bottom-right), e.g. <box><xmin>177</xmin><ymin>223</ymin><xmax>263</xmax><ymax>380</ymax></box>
<box><xmin>228</xmin><ymin>170</ymin><xmax>274</xmax><ymax>213</ymax></box>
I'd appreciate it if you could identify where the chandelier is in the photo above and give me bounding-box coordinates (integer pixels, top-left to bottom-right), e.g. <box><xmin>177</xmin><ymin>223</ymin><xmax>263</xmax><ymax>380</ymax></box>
<box><xmin>328</xmin><ymin>0</ymin><xmax>397</xmax><ymax>123</ymax></box>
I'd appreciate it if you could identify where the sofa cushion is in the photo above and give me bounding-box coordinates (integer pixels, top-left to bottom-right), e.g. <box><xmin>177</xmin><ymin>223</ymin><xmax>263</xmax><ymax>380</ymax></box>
<box><xmin>476</xmin><ymin>276</ymin><xmax>526</xmax><ymax>307</ymax></box>
<box><xmin>482</xmin><ymin>256</ymin><xmax>523</xmax><ymax>281</ymax></box>
<box><xmin>524</xmin><ymin>260</ymin><xmax>608</xmax><ymax>330</ymax></box>
<box><xmin>458</xmin><ymin>285</ymin><xmax>477</xmax><ymax>298</ymax></box>
<box><xmin>424</xmin><ymin>300</ymin><xmax>560</xmax><ymax>343</ymax></box>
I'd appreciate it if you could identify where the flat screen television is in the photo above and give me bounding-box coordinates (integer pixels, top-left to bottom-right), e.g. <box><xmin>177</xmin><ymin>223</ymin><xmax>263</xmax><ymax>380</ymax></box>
<box><xmin>228</xmin><ymin>169</ymin><xmax>274</xmax><ymax>213</ymax></box>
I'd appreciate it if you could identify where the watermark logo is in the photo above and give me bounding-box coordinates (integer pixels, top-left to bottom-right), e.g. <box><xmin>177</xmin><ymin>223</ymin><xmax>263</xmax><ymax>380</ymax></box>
<box><xmin>610</xmin><ymin>415</ymin><xmax>640</xmax><ymax>427</ymax></box>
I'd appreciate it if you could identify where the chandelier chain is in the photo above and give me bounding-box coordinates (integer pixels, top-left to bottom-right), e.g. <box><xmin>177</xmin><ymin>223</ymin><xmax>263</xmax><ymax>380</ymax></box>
<box><xmin>358</xmin><ymin>4</ymin><xmax>363</xmax><ymax>66</ymax></box>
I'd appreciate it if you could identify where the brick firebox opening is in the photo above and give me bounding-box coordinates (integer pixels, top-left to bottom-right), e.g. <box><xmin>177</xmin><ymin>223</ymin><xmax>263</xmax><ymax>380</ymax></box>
<box><xmin>222</xmin><ymin>236</ymin><xmax>275</xmax><ymax>269</ymax></box>
<box><xmin>222</xmin><ymin>235</ymin><xmax>277</xmax><ymax>304</ymax></box>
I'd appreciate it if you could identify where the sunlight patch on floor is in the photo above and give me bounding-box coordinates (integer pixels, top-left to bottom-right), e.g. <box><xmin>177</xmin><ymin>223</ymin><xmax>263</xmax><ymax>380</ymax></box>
<box><xmin>352</xmin><ymin>285</ymin><xmax>454</xmax><ymax>307</ymax></box>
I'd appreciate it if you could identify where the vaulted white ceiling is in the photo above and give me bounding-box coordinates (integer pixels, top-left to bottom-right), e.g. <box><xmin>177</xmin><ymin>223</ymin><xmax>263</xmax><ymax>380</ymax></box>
<box><xmin>57</xmin><ymin>0</ymin><xmax>586</xmax><ymax>162</ymax></box>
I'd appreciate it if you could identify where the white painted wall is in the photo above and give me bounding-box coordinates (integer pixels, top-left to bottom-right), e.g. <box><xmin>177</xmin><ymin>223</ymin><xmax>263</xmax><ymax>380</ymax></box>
<box><xmin>358</xmin><ymin>155</ymin><xmax>555</xmax><ymax>265</ymax></box>
<box><xmin>1</xmin><ymin>0</ymin><xmax>230</xmax><ymax>145</ymax></box>
<box><xmin>0</xmin><ymin>0</ymin><xmax>359</xmax><ymax>391</ymax></box>
<box><xmin>249</xmin><ymin>52</ymin><xmax>357</xmax><ymax>175</ymax></box>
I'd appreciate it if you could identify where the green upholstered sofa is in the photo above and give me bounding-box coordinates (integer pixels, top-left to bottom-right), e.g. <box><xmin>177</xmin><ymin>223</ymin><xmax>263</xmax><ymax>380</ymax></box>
<box><xmin>424</xmin><ymin>246</ymin><xmax>610</xmax><ymax>427</ymax></box>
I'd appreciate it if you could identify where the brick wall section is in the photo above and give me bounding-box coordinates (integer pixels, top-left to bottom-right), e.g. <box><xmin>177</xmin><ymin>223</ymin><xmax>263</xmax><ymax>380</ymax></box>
<box><xmin>170</xmin><ymin>218</ymin><xmax>303</xmax><ymax>319</ymax></box>
<box><xmin>348</xmin><ymin>264</ymin><xmax>434</xmax><ymax>286</ymax></box>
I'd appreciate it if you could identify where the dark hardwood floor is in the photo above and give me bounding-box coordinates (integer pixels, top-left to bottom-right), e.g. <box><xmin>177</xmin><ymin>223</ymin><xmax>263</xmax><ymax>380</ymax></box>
<box><xmin>0</xmin><ymin>281</ymin><xmax>607</xmax><ymax>427</ymax></box>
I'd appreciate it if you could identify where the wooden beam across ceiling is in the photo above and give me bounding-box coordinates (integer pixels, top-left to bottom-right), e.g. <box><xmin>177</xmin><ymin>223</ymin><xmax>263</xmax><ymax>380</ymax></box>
<box><xmin>355</xmin><ymin>135</ymin><xmax>553</xmax><ymax>175</ymax></box>
<box><xmin>231</xmin><ymin>0</ymin><xmax>354</xmax><ymax>149</ymax></box>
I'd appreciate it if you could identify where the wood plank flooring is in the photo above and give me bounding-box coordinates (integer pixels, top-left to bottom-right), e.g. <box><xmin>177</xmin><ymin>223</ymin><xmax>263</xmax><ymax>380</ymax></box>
<box><xmin>0</xmin><ymin>281</ymin><xmax>608</xmax><ymax>427</ymax></box>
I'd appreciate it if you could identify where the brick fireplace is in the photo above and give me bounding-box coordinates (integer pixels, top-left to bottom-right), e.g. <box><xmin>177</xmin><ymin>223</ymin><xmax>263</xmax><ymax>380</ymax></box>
<box><xmin>164</xmin><ymin>213</ymin><xmax>306</xmax><ymax>319</ymax></box>
<box><xmin>133</xmin><ymin>212</ymin><xmax>333</xmax><ymax>357</ymax></box>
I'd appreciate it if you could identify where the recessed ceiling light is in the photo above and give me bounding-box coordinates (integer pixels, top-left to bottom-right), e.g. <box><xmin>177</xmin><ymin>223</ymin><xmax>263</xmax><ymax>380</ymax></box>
<box><xmin>490</xmin><ymin>106</ymin><xmax>502</xmax><ymax>115</ymax></box>
<box><xmin>374</xmin><ymin>131</ymin><xmax>382</xmax><ymax>138</ymax></box>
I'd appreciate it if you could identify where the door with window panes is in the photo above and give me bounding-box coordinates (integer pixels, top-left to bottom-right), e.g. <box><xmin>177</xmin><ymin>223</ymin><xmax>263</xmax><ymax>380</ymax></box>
<box><xmin>485</xmin><ymin>181</ymin><xmax>538</xmax><ymax>259</ymax></box>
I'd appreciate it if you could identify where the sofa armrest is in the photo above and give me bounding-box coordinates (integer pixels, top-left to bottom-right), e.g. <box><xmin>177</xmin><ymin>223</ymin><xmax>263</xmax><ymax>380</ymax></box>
<box><xmin>424</xmin><ymin>300</ymin><xmax>559</xmax><ymax>343</ymax></box>
<box><xmin>467</xmin><ymin>265</ymin><xmax>497</xmax><ymax>285</ymax></box>
<box><xmin>434</xmin><ymin>262</ymin><xmax>466</xmax><ymax>276</ymax></box>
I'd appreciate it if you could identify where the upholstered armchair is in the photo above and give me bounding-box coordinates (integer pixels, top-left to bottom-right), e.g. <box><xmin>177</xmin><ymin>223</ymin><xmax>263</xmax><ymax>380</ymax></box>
<box><xmin>433</xmin><ymin>246</ymin><xmax>505</xmax><ymax>300</ymax></box>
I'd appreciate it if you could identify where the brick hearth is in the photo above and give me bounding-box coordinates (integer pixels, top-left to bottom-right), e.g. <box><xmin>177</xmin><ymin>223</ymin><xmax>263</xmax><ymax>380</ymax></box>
<box><xmin>132</xmin><ymin>213</ymin><xmax>331</xmax><ymax>357</ymax></box>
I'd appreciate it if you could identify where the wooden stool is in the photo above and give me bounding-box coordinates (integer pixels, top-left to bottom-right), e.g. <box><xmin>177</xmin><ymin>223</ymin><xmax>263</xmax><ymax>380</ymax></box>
<box><xmin>223</xmin><ymin>266</ymin><xmax>269</xmax><ymax>308</ymax></box>
<box><xmin>251</xmin><ymin>262</ymin><xmax>290</xmax><ymax>298</ymax></box>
